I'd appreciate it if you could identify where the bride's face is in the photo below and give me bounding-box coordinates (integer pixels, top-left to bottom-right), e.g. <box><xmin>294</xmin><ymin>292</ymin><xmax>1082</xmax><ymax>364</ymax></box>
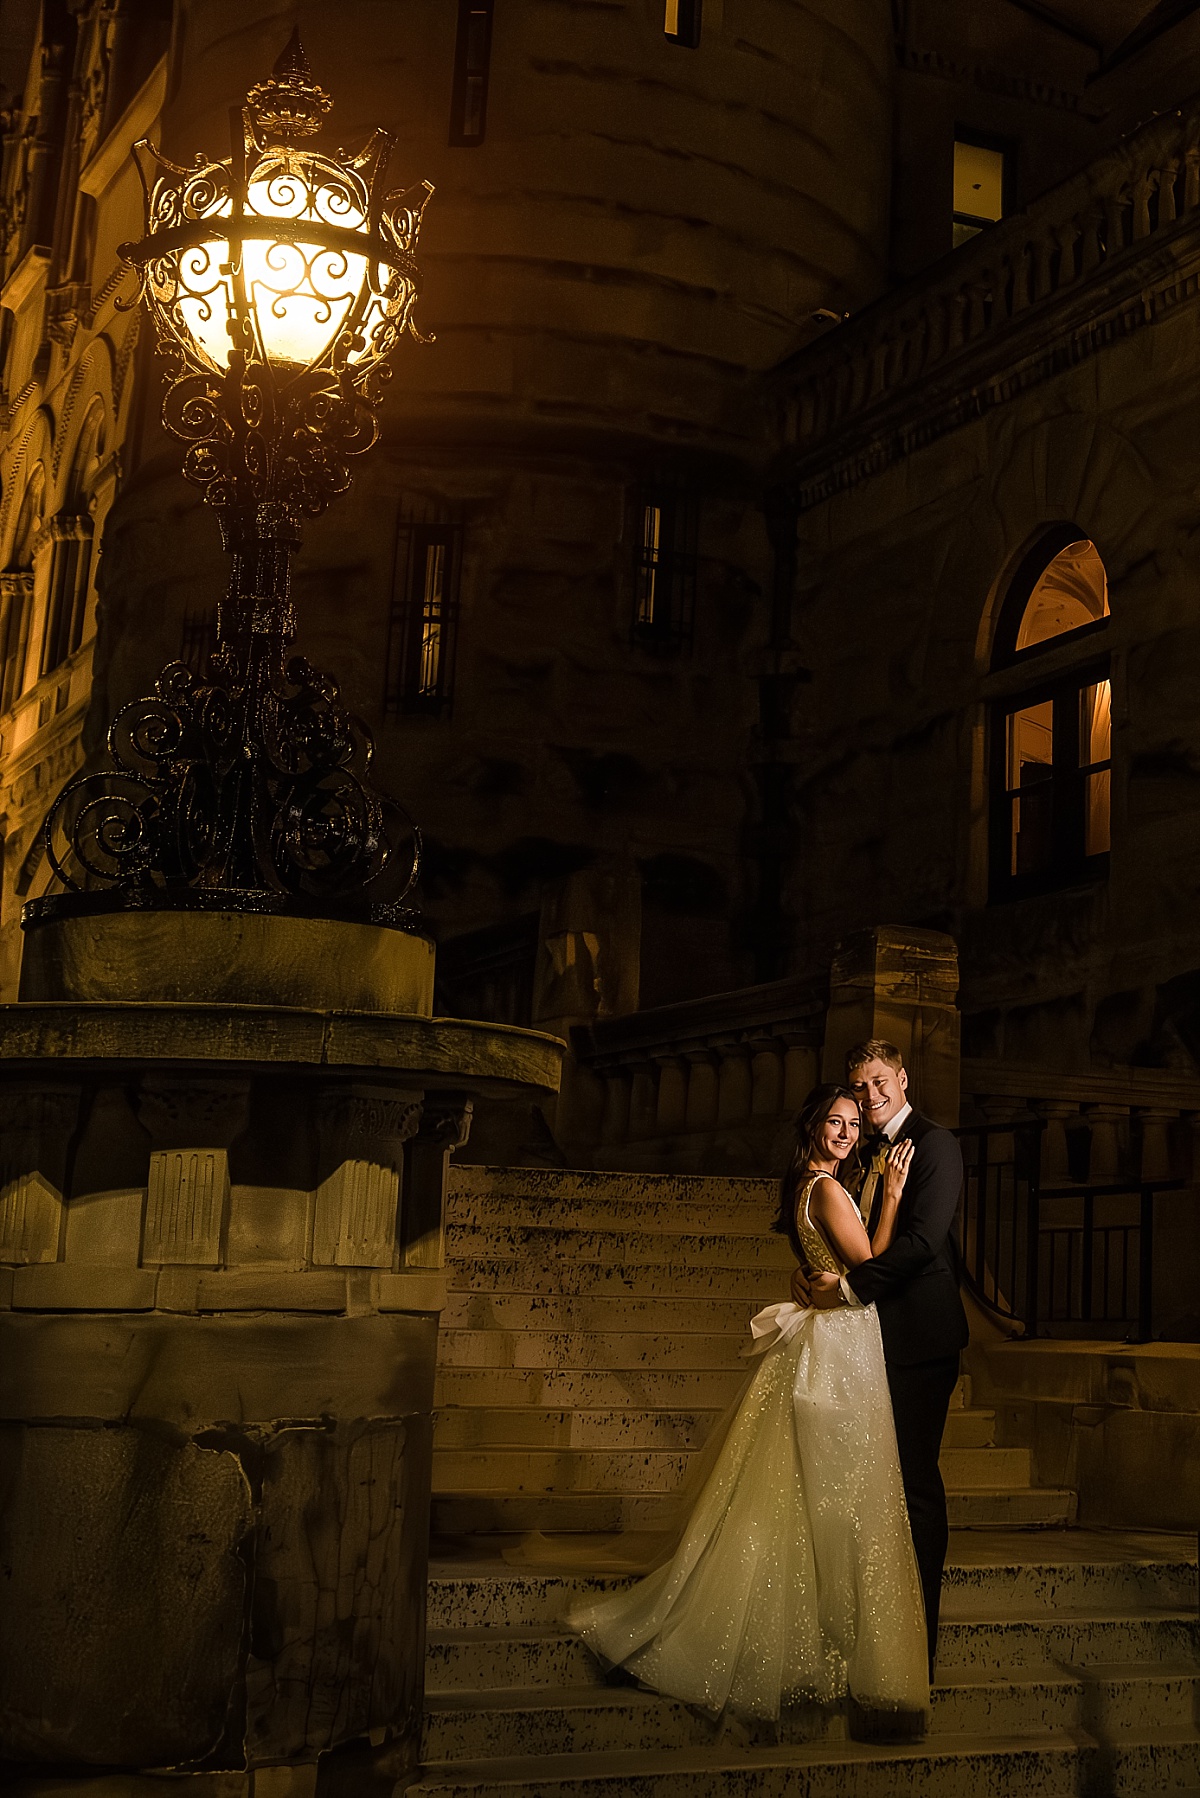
<box><xmin>816</xmin><ymin>1097</ymin><xmax>861</xmax><ymax>1162</ymax></box>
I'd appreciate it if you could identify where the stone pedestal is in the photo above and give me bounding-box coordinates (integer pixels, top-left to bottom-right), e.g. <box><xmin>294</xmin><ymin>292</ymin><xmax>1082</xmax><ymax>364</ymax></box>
<box><xmin>821</xmin><ymin>925</ymin><xmax>961</xmax><ymax>1126</ymax></box>
<box><xmin>0</xmin><ymin>912</ymin><xmax>561</xmax><ymax>1796</ymax></box>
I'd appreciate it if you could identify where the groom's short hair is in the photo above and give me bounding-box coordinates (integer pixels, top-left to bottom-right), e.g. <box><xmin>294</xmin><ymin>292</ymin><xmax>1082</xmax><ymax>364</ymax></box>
<box><xmin>846</xmin><ymin>1038</ymin><xmax>905</xmax><ymax>1077</ymax></box>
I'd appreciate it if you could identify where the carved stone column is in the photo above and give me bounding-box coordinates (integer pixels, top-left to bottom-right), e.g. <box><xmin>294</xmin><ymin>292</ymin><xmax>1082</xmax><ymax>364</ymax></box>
<box><xmin>715</xmin><ymin>1042</ymin><xmax>752</xmax><ymax>1127</ymax></box>
<box><xmin>627</xmin><ymin>1061</ymin><xmax>659</xmax><ymax>1142</ymax></box>
<box><xmin>0</xmin><ymin>1082</ymin><xmax>79</xmax><ymax>1263</ymax></box>
<box><xmin>653</xmin><ymin>1056</ymin><xmax>688</xmax><ymax>1136</ymax></box>
<box><xmin>1085</xmin><ymin>1103</ymin><xmax>1129</xmax><ymax>1183</ymax></box>
<box><xmin>313</xmin><ymin>1085</ymin><xmax>421</xmax><ymax>1267</ymax></box>
<box><xmin>400</xmin><ymin>1096</ymin><xmax>472</xmax><ymax>1271</ymax></box>
<box><xmin>1135</xmin><ymin>1107</ymin><xmax>1177</xmax><ymax>1183</ymax></box>
<box><xmin>750</xmin><ymin>1039</ymin><xmax>784</xmax><ymax>1117</ymax></box>
<box><xmin>683</xmin><ymin>1050</ymin><xmax>719</xmax><ymax>1132</ymax></box>
<box><xmin>599</xmin><ymin>1070</ymin><xmax>631</xmax><ymax>1147</ymax></box>
<box><xmin>1033</xmin><ymin>1099</ymin><xmax>1079</xmax><ymax>1185</ymax></box>
<box><xmin>136</xmin><ymin>1077</ymin><xmax>250</xmax><ymax>1266</ymax></box>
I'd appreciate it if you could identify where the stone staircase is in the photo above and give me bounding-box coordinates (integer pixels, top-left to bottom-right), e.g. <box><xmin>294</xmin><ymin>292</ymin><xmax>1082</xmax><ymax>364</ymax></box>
<box><xmin>409</xmin><ymin>1166</ymin><xmax>1200</xmax><ymax>1795</ymax></box>
<box><xmin>413</xmin><ymin>1539</ymin><xmax>1200</xmax><ymax>1795</ymax></box>
<box><xmin>431</xmin><ymin>1166</ymin><xmax>1076</xmax><ymax>1538</ymax></box>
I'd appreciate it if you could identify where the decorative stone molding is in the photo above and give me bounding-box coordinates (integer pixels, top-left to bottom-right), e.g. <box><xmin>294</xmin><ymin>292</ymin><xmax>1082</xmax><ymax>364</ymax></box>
<box><xmin>0</xmin><ymin>1081</ymin><xmax>79</xmax><ymax>1263</ymax></box>
<box><xmin>400</xmin><ymin>1096</ymin><xmax>472</xmax><ymax>1272</ymax></box>
<box><xmin>137</xmin><ymin>1076</ymin><xmax>250</xmax><ymax>1266</ymax></box>
<box><xmin>313</xmin><ymin>1086</ymin><xmax>421</xmax><ymax>1268</ymax></box>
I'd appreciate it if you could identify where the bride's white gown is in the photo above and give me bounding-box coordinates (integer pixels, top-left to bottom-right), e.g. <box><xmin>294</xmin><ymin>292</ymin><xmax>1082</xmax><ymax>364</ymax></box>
<box><xmin>569</xmin><ymin>1174</ymin><xmax>929</xmax><ymax>1721</ymax></box>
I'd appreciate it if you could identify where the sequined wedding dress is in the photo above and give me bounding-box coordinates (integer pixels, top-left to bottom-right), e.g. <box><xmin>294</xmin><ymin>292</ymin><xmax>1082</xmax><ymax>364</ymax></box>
<box><xmin>569</xmin><ymin>1174</ymin><xmax>929</xmax><ymax>1723</ymax></box>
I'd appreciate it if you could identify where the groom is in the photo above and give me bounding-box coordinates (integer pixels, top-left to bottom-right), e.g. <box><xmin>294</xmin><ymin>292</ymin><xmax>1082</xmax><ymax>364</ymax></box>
<box><xmin>791</xmin><ymin>1038</ymin><xmax>968</xmax><ymax>1676</ymax></box>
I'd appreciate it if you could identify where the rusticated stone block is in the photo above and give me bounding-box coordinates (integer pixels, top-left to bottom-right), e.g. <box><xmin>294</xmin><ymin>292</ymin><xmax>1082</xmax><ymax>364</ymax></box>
<box><xmin>0</xmin><ymin>1424</ymin><xmax>252</xmax><ymax>1766</ymax></box>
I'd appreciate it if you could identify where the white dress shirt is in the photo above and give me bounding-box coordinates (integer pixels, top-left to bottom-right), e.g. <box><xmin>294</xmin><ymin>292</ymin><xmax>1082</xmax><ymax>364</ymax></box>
<box><xmin>838</xmin><ymin>1100</ymin><xmax>913</xmax><ymax>1307</ymax></box>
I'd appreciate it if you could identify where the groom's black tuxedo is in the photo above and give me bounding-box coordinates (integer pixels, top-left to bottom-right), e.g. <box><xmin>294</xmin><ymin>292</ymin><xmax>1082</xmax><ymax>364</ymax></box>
<box><xmin>849</xmin><ymin>1110</ymin><xmax>969</xmax><ymax>1363</ymax></box>
<box><xmin>848</xmin><ymin>1108</ymin><xmax>968</xmax><ymax>1674</ymax></box>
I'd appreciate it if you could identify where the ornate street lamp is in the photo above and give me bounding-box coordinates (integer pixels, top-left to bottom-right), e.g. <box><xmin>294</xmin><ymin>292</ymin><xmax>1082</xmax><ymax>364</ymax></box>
<box><xmin>34</xmin><ymin>35</ymin><xmax>432</xmax><ymax>923</ymax></box>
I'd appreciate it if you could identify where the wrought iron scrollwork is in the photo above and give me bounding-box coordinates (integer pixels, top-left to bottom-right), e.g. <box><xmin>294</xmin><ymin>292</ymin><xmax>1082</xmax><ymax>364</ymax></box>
<box><xmin>41</xmin><ymin>652</ymin><xmax>421</xmax><ymax>919</ymax></box>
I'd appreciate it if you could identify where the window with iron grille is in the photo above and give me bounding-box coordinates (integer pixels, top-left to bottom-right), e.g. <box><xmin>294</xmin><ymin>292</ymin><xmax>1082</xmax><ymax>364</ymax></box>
<box><xmin>385</xmin><ymin>518</ymin><xmax>463</xmax><ymax>717</ymax></box>
<box><xmin>664</xmin><ymin>0</ymin><xmax>702</xmax><ymax>46</ymax></box>
<box><xmin>632</xmin><ymin>488</ymin><xmax>697</xmax><ymax>654</ymax></box>
<box><xmin>450</xmin><ymin>1</ymin><xmax>494</xmax><ymax>146</ymax></box>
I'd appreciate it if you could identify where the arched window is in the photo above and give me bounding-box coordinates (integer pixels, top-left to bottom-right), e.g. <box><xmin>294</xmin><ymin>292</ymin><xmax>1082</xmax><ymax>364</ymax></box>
<box><xmin>0</xmin><ymin>468</ymin><xmax>44</xmax><ymax>712</ymax></box>
<box><xmin>990</xmin><ymin>529</ymin><xmax>1111</xmax><ymax>898</ymax></box>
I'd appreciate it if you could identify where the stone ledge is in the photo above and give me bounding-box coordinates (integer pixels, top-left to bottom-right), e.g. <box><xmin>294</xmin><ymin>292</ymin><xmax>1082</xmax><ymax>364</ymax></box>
<box><xmin>379</xmin><ymin>1269</ymin><xmax>448</xmax><ymax>1312</ymax></box>
<box><xmin>11</xmin><ymin>1264</ymin><xmax>158</xmax><ymax>1310</ymax></box>
<box><xmin>0</xmin><ymin>1003</ymin><xmax>564</xmax><ymax>1097</ymax></box>
<box><xmin>2</xmin><ymin>1263</ymin><xmax>451</xmax><ymax>1314</ymax></box>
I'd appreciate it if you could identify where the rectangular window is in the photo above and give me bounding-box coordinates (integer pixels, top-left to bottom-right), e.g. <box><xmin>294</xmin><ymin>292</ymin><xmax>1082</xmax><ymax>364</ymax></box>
<box><xmin>953</xmin><ymin>137</ymin><xmax>1007</xmax><ymax>247</ymax></box>
<box><xmin>633</xmin><ymin>487</ymin><xmax>698</xmax><ymax>654</ymax></box>
<box><xmin>450</xmin><ymin>1</ymin><xmax>494</xmax><ymax>146</ymax></box>
<box><xmin>993</xmin><ymin>668</ymin><xmax>1111</xmax><ymax>897</ymax></box>
<box><xmin>385</xmin><ymin>517</ymin><xmax>463</xmax><ymax>717</ymax></box>
<box><xmin>665</xmin><ymin>0</ymin><xmax>702</xmax><ymax>46</ymax></box>
<box><xmin>40</xmin><ymin>521</ymin><xmax>92</xmax><ymax>677</ymax></box>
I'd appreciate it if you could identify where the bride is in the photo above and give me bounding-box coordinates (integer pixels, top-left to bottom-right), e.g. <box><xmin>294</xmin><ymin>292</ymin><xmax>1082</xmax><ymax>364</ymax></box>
<box><xmin>569</xmin><ymin>1083</ymin><xmax>930</xmax><ymax>1727</ymax></box>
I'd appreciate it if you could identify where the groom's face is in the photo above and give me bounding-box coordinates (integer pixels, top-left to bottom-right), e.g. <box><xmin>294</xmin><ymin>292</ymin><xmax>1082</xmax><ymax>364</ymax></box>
<box><xmin>849</xmin><ymin>1057</ymin><xmax>908</xmax><ymax>1131</ymax></box>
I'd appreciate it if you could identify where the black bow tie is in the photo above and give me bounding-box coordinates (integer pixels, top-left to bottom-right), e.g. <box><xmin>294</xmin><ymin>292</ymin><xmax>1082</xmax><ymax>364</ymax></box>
<box><xmin>863</xmin><ymin>1133</ymin><xmax>887</xmax><ymax>1159</ymax></box>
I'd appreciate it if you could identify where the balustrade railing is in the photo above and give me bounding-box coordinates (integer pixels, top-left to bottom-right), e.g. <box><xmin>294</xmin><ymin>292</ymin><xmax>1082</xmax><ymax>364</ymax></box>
<box><xmin>779</xmin><ymin>100</ymin><xmax>1200</xmax><ymax>484</ymax></box>
<box><xmin>572</xmin><ymin>973</ymin><xmax>826</xmax><ymax>1164</ymax></box>
<box><xmin>956</xmin><ymin>1118</ymin><xmax>1189</xmax><ymax>1342</ymax></box>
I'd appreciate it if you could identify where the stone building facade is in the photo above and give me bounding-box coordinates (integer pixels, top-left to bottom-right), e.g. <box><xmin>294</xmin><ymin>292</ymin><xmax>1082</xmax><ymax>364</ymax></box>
<box><xmin>3</xmin><ymin>0</ymin><xmax>1200</xmax><ymax>1125</ymax></box>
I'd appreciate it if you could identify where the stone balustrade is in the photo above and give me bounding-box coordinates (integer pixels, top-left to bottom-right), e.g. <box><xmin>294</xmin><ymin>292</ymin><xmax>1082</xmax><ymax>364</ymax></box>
<box><xmin>777</xmin><ymin>101</ymin><xmax>1200</xmax><ymax>504</ymax></box>
<box><xmin>570</xmin><ymin>973</ymin><xmax>826</xmax><ymax>1172</ymax></box>
<box><xmin>961</xmin><ymin>1059</ymin><xmax>1200</xmax><ymax>1186</ymax></box>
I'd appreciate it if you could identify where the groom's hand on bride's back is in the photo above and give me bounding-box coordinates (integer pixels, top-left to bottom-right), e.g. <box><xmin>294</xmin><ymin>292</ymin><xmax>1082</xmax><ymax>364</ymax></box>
<box><xmin>791</xmin><ymin>1266</ymin><xmax>843</xmax><ymax>1309</ymax></box>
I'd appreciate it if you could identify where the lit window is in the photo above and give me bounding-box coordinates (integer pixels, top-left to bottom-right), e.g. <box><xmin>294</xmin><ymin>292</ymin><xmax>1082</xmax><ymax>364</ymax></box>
<box><xmin>665</xmin><ymin>0</ymin><xmax>702</xmax><ymax>47</ymax></box>
<box><xmin>633</xmin><ymin>488</ymin><xmax>697</xmax><ymax>654</ymax></box>
<box><xmin>953</xmin><ymin>138</ymin><xmax>1006</xmax><ymax>247</ymax></box>
<box><xmin>990</xmin><ymin>531</ymin><xmax>1112</xmax><ymax>898</ymax></box>
<box><xmin>385</xmin><ymin>518</ymin><xmax>462</xmax><ymax>716</ymax></box>
<box><xmin>450</xmin><ymin>1</ymin><xmax>494</xmax><ymax>146</ymax></box>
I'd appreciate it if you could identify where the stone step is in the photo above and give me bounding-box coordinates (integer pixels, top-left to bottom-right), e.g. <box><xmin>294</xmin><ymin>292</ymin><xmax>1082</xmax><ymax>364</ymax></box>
<box><xmin>440</xmin><ymin>1293</ymin><xmax>770</xmax><ymax>1334</ymax></box>
<box><xmin>942</xmin><ymin>1409</ymin><xmax>994</xmax><ymax>1448</ymax></box>
<box><xmin>421</xmin><ymin>1665</ymin><xmax>1200</xmax><ymax>1761</ymax></box>
<box><xmin>449</xmin><ymin>1168</ymin><xmax>779</xmax><ymax>1210</ymax></box>
<box><xmin>446</xmin><ymin>1224</ymin><xmax>796</xmax><ymax>1271</ymax></box>
<box><xmin>434</xmin><ymin>1449</ymin><xmax>692</xmax><ymax>1496</ymax></box>
<box><xmin>433</xmin><ymin>1486</ymin><xmax>1079</xmax><ymax>1536</ymax></box>
<box><xmin>425</xmin><ymin>1556</ymin><xmax>1200</xmax><ymax>1632</ymax></box>
<box><xmin>432</xmin><ymin>1440</ymin><xmax>1021</xmax><ymax>1498</ymax></box>
<box><xmin>434</xmin><ymin>1369</ymin><xmax>750</xmax><ymax>1411</ymax></box>
<box><xmin>448</xmin><ymin>1194</ymin><xmax>779</xmax><ymax>1234</ymax></box>
<box><xmin>432</xmin><ymin>1406</ymin><xmax>995</xmax><ymax>1454</ymax></box>
<box><xmin>947</xmin><ymin>1488</ymin><xmax>1077</xmax><ymax>1528</ymax></box>
<box><xmin>437</xmin><ymin>1330</ymin><xmax>748</xmax><ymax>1372</ymax></box>
<box><xmin>939</xmin><ymin>1446</ymin><xmax>1030</xmax><ymax>1489</ymax></box>
<box><xmin>426</xmin><ymin>1615</ymin><xmax>1200</xmax><ymax>1693</ymax></box>
<box><xmin>407</xmin><ymin>1730</ymin><xmax>1088</xmax><ymax>1797</ymax></box>
<box><xmin>450</xmin><ymin>1260</ymin><xmax>789</xmax><ymax>1299</ymax></box>
<box><xmin>941</xmin><ymin>1556</ymin><xmax>1199</xmax><ymax>1617</ymax></box>
<box><xmin>434</xmin><ymin>1408</ymin><xmax>723</xmax><ymax>1452</ymax></box>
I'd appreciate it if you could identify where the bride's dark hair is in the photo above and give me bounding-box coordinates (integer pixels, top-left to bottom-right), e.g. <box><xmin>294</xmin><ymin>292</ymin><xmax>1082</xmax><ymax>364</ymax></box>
<box><xmin>772</xmin><ymin>1082</ymin><xmax>863</xmax><ymax>1260</ymax></box>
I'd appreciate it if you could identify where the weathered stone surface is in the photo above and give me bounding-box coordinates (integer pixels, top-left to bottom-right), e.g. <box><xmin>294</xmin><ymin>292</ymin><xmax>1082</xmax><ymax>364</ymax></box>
<box><xmin>0</xmin><ymin>1006</ymin><xmax>562</xmax><ymax>1098</ymax></box>
<box><xmin>19</xmin><ymin>913</ymin><xmax>436</xmax><ymax>1018</ymax></box>
<box><xmin>0</xmin><ymin>1424</ymin><xmax>252</xmax><ymax>1766</ymax></box>
<box><xmin>243</xmin><ymin>1419</ymin><xmax>429</xmax><ymax>1760</ymax></box>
